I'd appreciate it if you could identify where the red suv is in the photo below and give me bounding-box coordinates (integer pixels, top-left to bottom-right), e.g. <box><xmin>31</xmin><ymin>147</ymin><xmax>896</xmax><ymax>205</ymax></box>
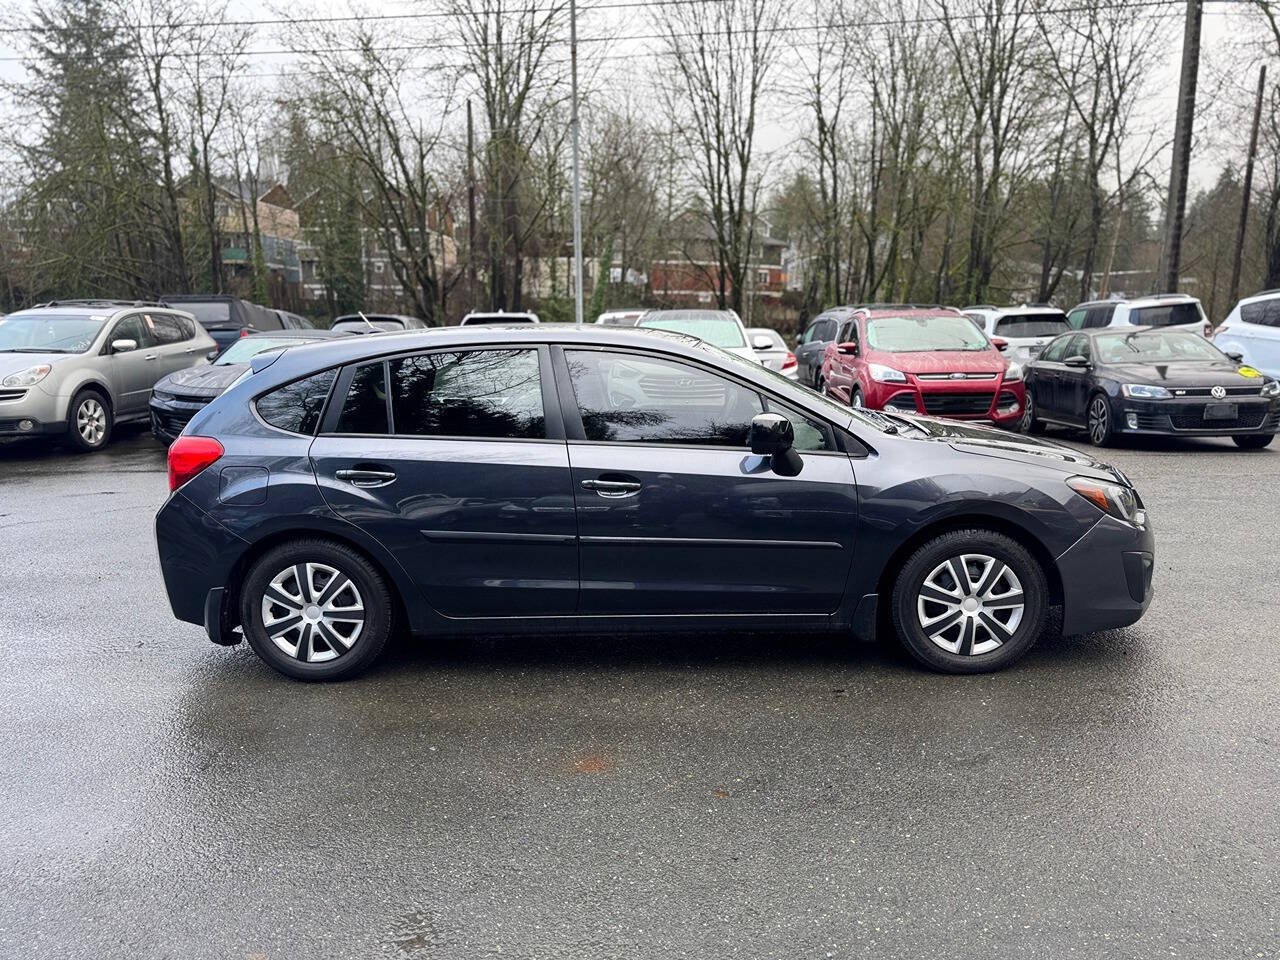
<box><xmin>820</xmin><ymin>307</ymin><xmax>1025</xmax><ymax>425</ymax></box>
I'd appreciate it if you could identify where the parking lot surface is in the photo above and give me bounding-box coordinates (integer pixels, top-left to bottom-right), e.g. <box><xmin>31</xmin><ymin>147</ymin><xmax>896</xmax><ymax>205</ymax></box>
<box><xmin>0</xmin><ymin>425</ymin><xmax>1276</xmax><ymax>959</ymax></box>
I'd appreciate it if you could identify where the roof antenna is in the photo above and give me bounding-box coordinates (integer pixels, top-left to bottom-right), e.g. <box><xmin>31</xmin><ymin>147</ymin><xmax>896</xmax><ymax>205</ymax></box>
<box><xmin>356</xmin><ymin>310</ymin><xmax>377</xmax><ymax>333</ymax></box>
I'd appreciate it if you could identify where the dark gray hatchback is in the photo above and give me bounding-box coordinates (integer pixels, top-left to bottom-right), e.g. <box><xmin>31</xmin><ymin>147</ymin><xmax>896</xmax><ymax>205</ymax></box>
<box><xmin>155</xmin><ymin>326</ymin><xmax>1155</xmax><ymax>681</ymax></box>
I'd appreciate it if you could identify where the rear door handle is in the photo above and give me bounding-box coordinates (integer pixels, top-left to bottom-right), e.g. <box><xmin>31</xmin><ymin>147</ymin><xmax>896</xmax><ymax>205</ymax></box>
<box><xmin>581</xmin><ymin>478</ymin><xmax>642</xmax><ymax>498</ymax></box>
<box><xmin>336</xmin><ymin>468</ymin><xmax>397</xmax><ymax>488</ymax></box>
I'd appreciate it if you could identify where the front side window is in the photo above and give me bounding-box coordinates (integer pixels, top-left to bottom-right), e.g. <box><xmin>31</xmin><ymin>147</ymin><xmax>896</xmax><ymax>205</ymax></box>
<box><xmin>764</xmin><ymin>398</ymin><xmax>834</xmax><ymax>452</ymax></box>
<box><xmin>1040</xmin><ymin>337</ymin><xmax>1072</xmax><ymax>362</ymax></box>
<box><xmin>111</xmin><ymin>315</ymin><xmax>152</xmax><ymax>348</ymax></box>
<box><xmin>256</xmin><ymin>369</ymin><xmax>337</xmax><ymax>435</ymax></box>
<box><xmin>566</xmin><ymin>350</ymin><xmax>763</xmax><ymax>446</ymax></box>
<box><xmin>390</xmin><ymin>349</ymin><xmax>544</xmax><ymax>439</ymax></box>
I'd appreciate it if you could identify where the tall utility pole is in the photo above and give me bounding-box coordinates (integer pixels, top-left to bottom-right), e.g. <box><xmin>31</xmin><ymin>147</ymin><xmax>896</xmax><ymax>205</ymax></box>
<box><xmin>1158</xmin><ymin>0</ymin><xmax>1203</xmax><ymax>294</ymax></box>
<box><xmin>1231</xmin><ymin>65</ymin><xmax>1267</xmax><ymax>305</ymax></box>
<box><xmin>569</xmin><ymin>0</ymin><xmax>584</xmax><ymax>324</ymax></box>
<box><xmin>466</xmin><ymin>100</ymin><xmax>478</xmax><ymax>310</ymax></box>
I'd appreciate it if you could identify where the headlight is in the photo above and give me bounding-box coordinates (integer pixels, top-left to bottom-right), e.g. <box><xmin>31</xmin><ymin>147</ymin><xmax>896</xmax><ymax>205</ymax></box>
<box><xmin>868</xmin><ymin>363</ymin><xmax>907</xmax><ymax>383</ymax></box>
<box><xmin>1067</xmin><ymin>475</ymin><xmax>1145</xmax><ymax>525</ymax></box>
<box><xmin>1</xmin><ymin>364</ymin><xmax>52</xmax><ymax>388</ymax></box>
<box><xmin>1262</xmin><ymin>379</ymin><xmax>1280</xmax><ymax>398</ymax></box>
<box><xmin>1003</xmin><ymin>361</ymin><xmax>1023</xmax><ymax>381</ymax></box>
<box><xmin>1121</xmin><ymin>383</ymin><xmax>1171</xmax><ymax>399</ymax></box>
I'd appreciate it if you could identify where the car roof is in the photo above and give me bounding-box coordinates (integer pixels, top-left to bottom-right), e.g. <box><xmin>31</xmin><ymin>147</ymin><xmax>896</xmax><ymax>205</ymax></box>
<box><xmin>243</xmin><ymin>328</ymin><xmax>349</xmax><ymax>339</ymax></box>
<box><xmin>7</xmin><ymin>302</ymin><xmax>184</xmax><ymax>318</ymax></box>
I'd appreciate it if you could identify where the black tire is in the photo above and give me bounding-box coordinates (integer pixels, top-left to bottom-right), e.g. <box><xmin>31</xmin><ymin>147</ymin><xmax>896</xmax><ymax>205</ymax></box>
<box><xmin>1020</xmin><ymin>390</ymin><xmax>1044</xmax><ymax>435</ymax></box>
<box><xmin>1086</xmin><ymin>392</ymin><xmax>1113</xmax><ymax>447</ymax></box>
<box><xmin>850</xmin><ymin>386</ymin><xmax>864</xmax><ymax>409</ymax></box>
<box><xmin>1232</xmin><ymin>433</ymin><xmax>1274</xmax><ymax>450</ymax></box>
<box><xmin>240</xmin><ymin>539</ymin><xmax>394</xmax><ymax>681</ymax></box>
<box><xmin>890</xmin><ymin>529</ymin><xmax>1048</xmax><ymax>674</ymax></box>
<box><xmin>65</xmin><ymin>388</ymin><xmax>113</xmax><ymax>452</ymax></box>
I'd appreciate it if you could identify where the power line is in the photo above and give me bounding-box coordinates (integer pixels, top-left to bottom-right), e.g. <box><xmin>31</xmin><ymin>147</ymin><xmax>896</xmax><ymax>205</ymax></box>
<box><xmin>0</xmin><ymin>0</ymin><xmax>1226</xmax><ymax>64</ymax></box>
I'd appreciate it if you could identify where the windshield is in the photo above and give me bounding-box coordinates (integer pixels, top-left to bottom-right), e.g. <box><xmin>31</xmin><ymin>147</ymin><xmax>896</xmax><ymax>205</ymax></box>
<box><xmin>1130</xmin><ymin>301</ymin><xmax>1205</xmax><ymax>327</ymax></box>
<box><xmin>994</xmin><ymin>313</ymin><xmax>1068</xmax><ymax>338</ymax></box>
<box><xmin>0</xmin><ymin>313</ymin><xmax>106</xmax><ymax>353</ymax></box>
<box><xmin>866</xmin><ymin>314</ymin><xmax>990</xmax><ymax>352</ymax></box>
<box><xmin>215</xmin><ymin>336</ymin><xmax>321</xmax><ymax>365</ymax></box>
<box><xmin>1095</xmin><ymin>330</ymin><xmax>1226</xmax><ymax>363</ymax></box>
<box><xmin>639</xmin><ymin>312</ymin><xmax>746</xmax><ymax>348</ymax></box>
<box><xmin>170</xmin><ymin>301</ymin><xmax>233</xmax><ymax>328</ymax></box>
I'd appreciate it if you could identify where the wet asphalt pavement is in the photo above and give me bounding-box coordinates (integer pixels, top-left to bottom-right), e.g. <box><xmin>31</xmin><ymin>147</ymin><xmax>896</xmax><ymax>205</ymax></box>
<box><xmin>0</xmin><ymin>425</ymin><xmax>1276</xmax><ymax>960</ymax></box>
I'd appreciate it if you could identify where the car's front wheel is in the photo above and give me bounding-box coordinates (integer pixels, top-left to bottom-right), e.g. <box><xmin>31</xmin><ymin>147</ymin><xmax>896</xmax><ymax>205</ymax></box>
<box><xmin>1232</xmin><ymin>433</ymin><xmax>1274</xmax><ymax>450</ymax></box>
<box><xmin>1020</xmin><ymin>391</ymin><xmax>1043</xmax><ymax>434</ymax></box>
<box><xmin>66</xmin><ymin>389</ymin><xmax>112</xmax><ymax>452</ymax></box>
<box><xmin>850</xmin><ymin>387</ymin><xmax>865</xmax><ymax>409</ymax></box>
<box><xmin>890</xmin><ymin>529</ymin><xmax>1048</xmax><ymax>673</ymax></box>
<box><xmin>240</xmin><ymin>539</ymin><xmax>393</xmax><ymax>681</ymax></box>
<box><xmin>1087</xmin><ymin>393</ymin><xmax>1113</xmax><ymax>446</ymax></box>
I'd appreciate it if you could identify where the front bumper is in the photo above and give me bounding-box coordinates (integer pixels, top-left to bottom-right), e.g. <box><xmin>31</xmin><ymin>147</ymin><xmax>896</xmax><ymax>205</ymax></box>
<box><xmin>149</xmin><ymin>391</ymin><xmax>214</xmax><ymax>443</ymax></box>
<box><xmin>0</xmin><ymin>385</ymin><xmax>68</xmax><ymax>437</ymax></box>
<box><xmin>1111</xmin><ymin>395</ymin><xmax>1279</xmax><ymax>436</ymax></box>
<box><xmin>1056</xmin><ymin>512</ymin><xmax>1155</xmax><ymax>636</ymax></box>
<box><xmin>874</xmin><ymin>380</ymin><xmax>1026</xmax><ymax>424</ymax></box>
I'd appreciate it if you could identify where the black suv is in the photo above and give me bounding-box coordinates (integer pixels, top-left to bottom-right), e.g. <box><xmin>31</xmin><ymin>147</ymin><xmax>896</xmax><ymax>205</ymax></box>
<box><xmin>160</xmin><ymin>294</ymin><xmax>283</xmax><ymax>351</ymax></box>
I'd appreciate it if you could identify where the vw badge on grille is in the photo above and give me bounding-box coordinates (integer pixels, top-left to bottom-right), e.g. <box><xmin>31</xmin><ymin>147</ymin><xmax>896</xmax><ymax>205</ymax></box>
<box><xmin>1211</xmin><ymin>385</ymin><xmax>1227</xmax><ymax>399</ymax></box>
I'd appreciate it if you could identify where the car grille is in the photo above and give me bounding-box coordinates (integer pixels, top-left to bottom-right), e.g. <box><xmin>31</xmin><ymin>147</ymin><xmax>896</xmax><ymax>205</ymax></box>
<box><xmin>916</xmin><ymin>372</ymin><xmax>998</xmax><ymax>381</ymax></box>
<box><xmin>921</xmin><ymin>391</ymin><xmax>995</xmax><ymax>415</ymax></box>
<box><xmin>151</xmin><ymin>407</ymin><xmax>200</xmax><ymax>437</ymax></box>
<box><xmin>1172</xmin><ymin>385</ymin><xmax>1262</xmax><ymax>398</ymax></box>
<box><xmin>637</xmin><ymin>374</ymin><xmax>725</xmax><ymax>402</ymax></box>
<box><xmin>1170</xmin><ymin>408</ymin><xmax>1269</xmax><ymax>431</ymax></box>
<box><xmin>0</xmin><ymin>389</ymin><xmax>27</xmax><ymax>403</ymax></box>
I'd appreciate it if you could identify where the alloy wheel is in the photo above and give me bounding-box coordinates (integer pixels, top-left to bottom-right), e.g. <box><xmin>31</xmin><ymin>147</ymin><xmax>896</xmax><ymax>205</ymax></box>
<box><xmin>851</xmin><ymin>389</ymin><xmax>864</xmax><ymax>409</ymax></box>
<box><xmin>916</xmin><ymin>554</ymin><xmax>1025</xmax><ymax>656</ymax></box>
<box><xmin>1088</xmin><ymin>397</ymin><xmax>1109</xmax><ymax>444</ymax></box>
<box><xmin>1020</xmin><ymin>393</ymin><xmax>1034</xmax><ymax>432</ymax></box>
<box><xmin>260</xmin><ymin>562</ymin><xmax>365</xmax><ymax>663</ymax></box>
<box><xmin>76</xmin><ymin>398</ymin><xmax>107</xmax><ymax>447</ymax></box>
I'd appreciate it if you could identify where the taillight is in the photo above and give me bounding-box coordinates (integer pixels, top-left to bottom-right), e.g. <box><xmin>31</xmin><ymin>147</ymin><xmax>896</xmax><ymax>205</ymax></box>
<box><xmin>239</xmin><ymin>328</ymin><xmax>251</xmax><ymax>338</ymax></box>
<box><xmin>1203</xmin><ymin>322</ymin><xmax>1212</xmax><ymax>337</ymax></box>
<box><xmin>782</xmin><ymin>351</ymin><xmax>797</xmax><ymax>369</ymax></box>
<box><xmin>168</xmin><ymin>435</ymin><xmax>224</xmax><ymax>491</ymax></box>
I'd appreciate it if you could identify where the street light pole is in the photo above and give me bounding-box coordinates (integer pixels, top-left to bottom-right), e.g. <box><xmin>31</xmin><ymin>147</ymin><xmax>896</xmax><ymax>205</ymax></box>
<box><xmin>569</xmin><ymin>0</ymin><xmax>584</xmax><ymax>324</ymax></box>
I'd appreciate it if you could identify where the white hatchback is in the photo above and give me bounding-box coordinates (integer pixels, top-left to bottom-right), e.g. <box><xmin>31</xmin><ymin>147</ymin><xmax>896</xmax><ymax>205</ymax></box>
<box><xmin>1066</xmin><ymin>294</ymin><xmax>1210</xmax><ymax>337</ymax></box>
<box><xmin>1214</xmin><ymin>290</ymin><xmax>1280</xmax><ymax>379</ymax></box>
<box><xmin>963</xmin><ymin>304</ymin><xmax>1070</xmax><ymax>365</ymax></box>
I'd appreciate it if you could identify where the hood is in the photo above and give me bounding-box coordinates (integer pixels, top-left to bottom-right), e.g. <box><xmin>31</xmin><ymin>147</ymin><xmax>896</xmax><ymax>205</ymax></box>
<box><xmin>155</xmin><ymin>362</ymin><xmax>247</xmax><ymax>395</ymax></box>
<box><xmin>0</xmin><ymin>351</ymin><xmax>78</xmax><ymax>375</ymax></box>
<box><xmin>900</xmin><ymin>415</ymin><xmax>1120</xmax><ymax>480</ymax></box>
<box><xmin>1103</xmin><ymin>359</ymin><xmax>1265</xmax><ymax>389</ymax></box>
<box><xmin>876</xmin><ymin>349</ymin><xmax>1006</xmax><ymax>376</ymax></box>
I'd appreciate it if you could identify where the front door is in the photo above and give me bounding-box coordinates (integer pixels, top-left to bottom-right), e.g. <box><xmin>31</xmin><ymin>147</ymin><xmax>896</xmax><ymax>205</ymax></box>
<box><xmin>311</xmin><ymin>346</ymin><xmax>578</xmax><ymax>619</ymax></box>
<box><xmin>1056</xmin><ymin>335</ymin><xmax>1092</xmax><ymax>423</ymax></box>
<box><xmin>555</xmin><ymin>347</ymin><xmax>859</xmax><ymax>616</ymax></box>
<box><xmin>103</xmin><ymin>313</ymin><xmax>157</xmax><ymax>415</ymax></box>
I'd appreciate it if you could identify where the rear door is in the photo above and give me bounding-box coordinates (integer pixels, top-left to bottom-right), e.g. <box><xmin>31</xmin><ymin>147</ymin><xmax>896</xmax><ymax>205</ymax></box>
<box><xmin>310</xmin><ymin>345</ymin><xmax>579</xmax><ymax>618</ymax></box>
<box><xmin>554</xmin><ymin>346</ymin><xmax>858</xmax><ymax>616</ymax></box>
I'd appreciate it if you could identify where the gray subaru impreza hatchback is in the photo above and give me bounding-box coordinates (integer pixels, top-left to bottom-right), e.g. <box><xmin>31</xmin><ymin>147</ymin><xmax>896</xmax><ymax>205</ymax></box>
<box><xmin>155</xmin><ymin>325</ymin><xmax>1154</xmax><ymax>681</ymax></box>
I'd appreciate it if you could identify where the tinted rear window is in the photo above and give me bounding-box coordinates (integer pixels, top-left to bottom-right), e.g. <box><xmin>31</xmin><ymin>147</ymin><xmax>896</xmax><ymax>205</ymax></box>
<box><xmin>1239</xmin><ymin>299</ymin><xmax>1280</xmax><ymax>327</ymax></box>
<box><xmin>256</xmin><ymin>369</ymin><xmax>337</xmax><ymax>435</ymax></box>
<box><xmin>389</xmin><ymin>349</ymin><xmax>544</xmax><ymax>438</ymax></box>
<box><xmin>176</xmin><ymin>302</ymin><xmax>233</xmax><ymax>328</ymax></box>
<box><xmin>1130</xmin><ymin>302</ymin><xmax>1203</xmax><ymax>327</ymax></box>
<box><xmin>994</xmin><ymin>313</ymin><xmax>1068</xmax><ymax>338</ymax></box>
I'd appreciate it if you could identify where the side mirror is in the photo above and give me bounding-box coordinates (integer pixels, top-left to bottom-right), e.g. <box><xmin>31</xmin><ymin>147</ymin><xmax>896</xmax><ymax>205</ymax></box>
<box><xmin>751</xmin><ymin>334</ymin><xmax>773</xmax><ymax>351</ymax></box>
<box><xmin>1226</xmin><ymin>350</ymin><xmax>1244</xmax><ymax>362</ymax></box>
<box><xmin>837</xmin><ymin>340</ymin><xmax>859</xmax><ymax>356</ymax></box>
<box><xmin>1063</xmin><ymin>355</ymin><xmax>1089</xmax><ymax>368</ymax></box>
<box><xmin>991</xmin><ymin>337</ymin><xmax>1009</xmax><ymax>352</ymax></box>
<box><xmin>111</xmin><ymin>338</ymin><xmax>138</xmax><ymax>353</ymax></box>
<box><xmin>206</xmin><ymin>349</ymin><xmax>220</xmax><ymax>361</ymax></box>
<box><xmin>749</xmin><ymin>413</ymin><xmax>802</xmax><ymax>476</ymax></box>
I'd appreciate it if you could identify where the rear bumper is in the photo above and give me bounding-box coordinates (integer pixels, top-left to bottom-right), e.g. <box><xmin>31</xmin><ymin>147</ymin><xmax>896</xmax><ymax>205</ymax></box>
<box><xmin>155</xmin><ymin>491</ymin><xmax>249</xmax><ymax>629</ymax></box>
<box><xmin>1057</xmin><ymin>513</ymin><xmax>1155</xmax><ymax>636</ymax></box>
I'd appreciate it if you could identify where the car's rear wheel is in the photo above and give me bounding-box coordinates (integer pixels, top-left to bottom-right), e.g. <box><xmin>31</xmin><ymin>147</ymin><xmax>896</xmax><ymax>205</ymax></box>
<box><xmin>65</xmin><ymin>389</ymin><xmax>112</xmax><ymax>452</ymax></box>
<box><xmin>1020</xmin><ymin>391</ymin><xmax>1043</xmax><ymax>434</ymax></box>
<box><xmin>240</xmin><ymin>539</ymin><xmax>393</xmax><ymax>681</ymax></box>
<box><xmin>1232</xmin><ymin>433</ymin><xmax>1274</xmax><ymax>449</ymax></box>
<box><xmin>1087</xmin><ymin>393</ymin><xmax>1113</xmax><ymax>447</ymax></box>
<box><xmin>890</xmin><ymin>529</ymin><xmax>1048</xmax><ymax>674</ymax></box>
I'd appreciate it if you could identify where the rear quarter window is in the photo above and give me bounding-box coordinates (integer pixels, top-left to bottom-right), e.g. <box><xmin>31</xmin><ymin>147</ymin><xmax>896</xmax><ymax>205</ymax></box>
<box><xmin>1238</xmin><ymin>299</ymin><xmax>1280</xmax><ymax>327</ymax></box>
<box><xmin>256</xmin><ymin>369</ymin><xmax>337</xmax><ymax>435</ymax></box>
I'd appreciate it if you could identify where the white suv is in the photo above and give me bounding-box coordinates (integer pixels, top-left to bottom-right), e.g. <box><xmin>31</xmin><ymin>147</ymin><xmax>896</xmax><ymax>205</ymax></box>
<box><xmin>963</xmin><ymin>304</ymin><xmax>1069</xmax><ymax>364</ymax></box>
<box><xmin>1065</xmin><ymin>294</ymin><xmax>1210</xmax><ymax>337</ymax></box>
<box><xmin>1214</xmin><ymin>290</ymin><xmax>1280</xmax><ymax>379</ymax></box>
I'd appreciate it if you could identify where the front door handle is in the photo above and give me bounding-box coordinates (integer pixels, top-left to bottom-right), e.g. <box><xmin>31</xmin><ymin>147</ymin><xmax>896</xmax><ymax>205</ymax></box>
<box><xmin>581</xmin><ymin>478</ymin><xmax>642</xmax><ymax>498</ymax></box>
<box><xmin>336</xmin><ymin>468</ymin><xmax>397</xmax><ymax>488</ymax></box>
<box><xmin>144</xmin><ymin>353</ymin><xmax>158</xmax><ymax>361</ymax></box>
